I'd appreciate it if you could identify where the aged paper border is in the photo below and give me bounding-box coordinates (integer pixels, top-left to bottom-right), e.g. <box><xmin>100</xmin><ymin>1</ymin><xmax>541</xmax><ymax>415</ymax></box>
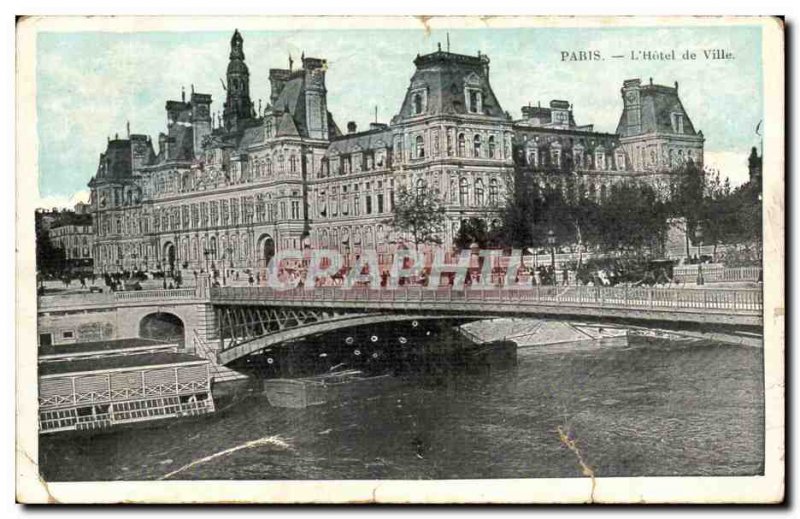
<box><xmin>15</xmin><ymin>15</ymin><xmax>785</xmax><ymax>504</ymax></box>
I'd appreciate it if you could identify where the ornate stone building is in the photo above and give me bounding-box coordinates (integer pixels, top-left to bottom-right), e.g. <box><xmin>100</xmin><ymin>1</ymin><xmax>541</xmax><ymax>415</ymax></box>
<box><xmin>87</xmin><ymin>30</ymin><xmax>704</xmax><ymax>275</ymax></box>
<box><xmin>45</xmin><ymin>203</ymin><xmax>94</xmax><ymax>273</ymax></box>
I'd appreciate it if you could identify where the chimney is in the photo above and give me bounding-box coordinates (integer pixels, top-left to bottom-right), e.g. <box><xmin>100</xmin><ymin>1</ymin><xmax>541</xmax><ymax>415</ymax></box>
<box><xmin>347</xmin><ymin>121</ymin><xmax>357</xmax><ymax>134</ymax></box>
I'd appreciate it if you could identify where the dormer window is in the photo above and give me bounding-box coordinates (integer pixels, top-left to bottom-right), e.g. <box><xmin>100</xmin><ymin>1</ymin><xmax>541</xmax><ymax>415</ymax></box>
<box><xmin>411</xmin><ymin>88</ymin><xmax>427</xmax><ymax>116</ymax></box>
<box><xmin>671</xmin><ymin>113</ymin><xmax>684</xmax><ymax>134</ymax></box>
<box><xmin>467</xmin><ymin>90</ymin><xmax>482</xmax><ymax>113</ymax></box>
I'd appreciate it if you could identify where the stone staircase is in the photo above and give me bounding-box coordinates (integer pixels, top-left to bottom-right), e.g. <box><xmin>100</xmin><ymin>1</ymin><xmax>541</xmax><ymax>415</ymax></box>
<box><xmin>192</xmin><ymin>330</ymin><xmax>249</xmax><ymax>384</ymax></box>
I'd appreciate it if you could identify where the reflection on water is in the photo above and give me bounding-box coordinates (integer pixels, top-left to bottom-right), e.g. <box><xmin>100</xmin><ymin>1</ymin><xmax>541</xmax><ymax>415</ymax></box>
<box><xmin>40</xmin><ymin>336</ymin><xmax>764</xmax><ymax>481</ymax></box>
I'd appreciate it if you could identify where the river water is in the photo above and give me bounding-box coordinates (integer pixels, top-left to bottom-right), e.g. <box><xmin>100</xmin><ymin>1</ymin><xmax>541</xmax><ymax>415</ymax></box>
<box><xmin>40</xmin><ymin>335</ymin><xmax>763</xmax><ymax>481</ymax></box>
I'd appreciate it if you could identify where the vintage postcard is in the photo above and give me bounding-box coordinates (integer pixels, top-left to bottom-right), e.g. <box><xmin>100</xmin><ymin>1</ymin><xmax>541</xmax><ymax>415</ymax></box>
<box><xmin>15</xmin><ymin>15</ymin><xmax>784</xmax><ymax>504</ymax></box>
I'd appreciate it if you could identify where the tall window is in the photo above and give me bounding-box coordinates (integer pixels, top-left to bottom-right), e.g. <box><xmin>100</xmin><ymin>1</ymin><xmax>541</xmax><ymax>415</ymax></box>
<box><xmin>366</xmin><ymin>195</ymin><xmax>373</xmax><ymax>214</ymax></box>
<box><xmin>415</xmin><ymin>135</ymin><xmax>425</xmax><ymax>158</ymax></box>
<box><xmin>291</xmin><ymin>200</ymin><xmax>300</xmax><ymax>219</ymax></box>
<box><xmin>489</xmin><ymin>178</ymin><xmax>499</xmax><ymax>205</ymax></box>
<box><xmin>473</xmin><ymin>135</ymin><xmax>481</xmax><ymax>157</ymax></box>
<box><xmin>595</xmin><ymin>150</ymin><xmax>606</xmax><ymax>170</ymax></box>
<box><xmin>289</xmin><ymin>155</ymin><xmax>297</xmax><ymax>173</ymax></box>
<box><xmin>416</xmin><ymin>178</ymin><xmax>426</xmax><ymax>196</ymax></box>
<box><xmin>377</xmin><ymin>193</ymin><xmax>384</xmax><ymax>213</ymax></box>
<box><xmin>457</xmin><ymin>133</ymin><xmax>466</xmax><ymax>157</ymax></box>
<box><xmin>459</xmin><ymin>177</ymin><xmax>469</xmax><ymax>205</ymax></box>
<box><xmin>488</xmin><ymin>136</ymin><xmax>496</xmax><ymax>158</ymax></box>
<box><xmin>551</xmin><ymin>146</ymin><xmax>562</xmax><ymax>168</ymax></box>
<box><xmin>413</xmin><ymin>93</ymin><xmax>423</xmax><ymax>115</ymax></box>
<box><xmin>474</xmin><ymin>178</ymin><xmax>484</xmax><ymax>206</ymax></box>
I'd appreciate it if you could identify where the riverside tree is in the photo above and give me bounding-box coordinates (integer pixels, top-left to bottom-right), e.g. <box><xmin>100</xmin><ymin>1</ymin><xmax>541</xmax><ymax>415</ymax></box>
<box><xmin>391</xmin><ymin>187</ymin><xmax>446</xmax><ymax>251</ymax></box>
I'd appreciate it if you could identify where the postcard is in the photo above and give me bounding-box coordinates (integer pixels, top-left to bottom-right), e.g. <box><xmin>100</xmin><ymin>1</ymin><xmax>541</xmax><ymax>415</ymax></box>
<box><xmin>15</xmin><ymin>15</ymin><xmax>784</xmax><ymax>504</ymax></box>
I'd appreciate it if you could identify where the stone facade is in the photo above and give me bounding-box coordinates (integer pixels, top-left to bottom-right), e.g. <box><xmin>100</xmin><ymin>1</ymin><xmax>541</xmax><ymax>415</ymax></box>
<box><xmin>87</xmin><ymin>30</ymin><xmax>704</xmax><ymax>275</ymax></box>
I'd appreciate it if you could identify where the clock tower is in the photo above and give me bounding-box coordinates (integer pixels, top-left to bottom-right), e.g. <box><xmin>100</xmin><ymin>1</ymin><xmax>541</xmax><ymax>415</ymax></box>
<box><xmin>621</xmin><ymin>78</ymin><xmax>642</xmax><ymax>135</ymax></box>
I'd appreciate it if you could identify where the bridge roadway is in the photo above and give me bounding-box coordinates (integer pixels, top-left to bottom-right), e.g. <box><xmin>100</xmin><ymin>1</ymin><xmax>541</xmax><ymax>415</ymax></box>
<box><xmin>210</xmin><ymin>285</ymin><xmax>763</xmax><ymax>364</ymax></box>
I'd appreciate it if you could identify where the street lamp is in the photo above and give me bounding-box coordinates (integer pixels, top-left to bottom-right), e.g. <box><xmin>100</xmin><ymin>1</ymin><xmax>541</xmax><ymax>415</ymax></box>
<box><xmin>695</xmin><ymin>227</ymin><xmax>704</xmax><ymax>285</ymax></box>
<box><xmin>547</xmin><ymin>228</ymin><xmax>556</xmax><ymax>286</ymax></box>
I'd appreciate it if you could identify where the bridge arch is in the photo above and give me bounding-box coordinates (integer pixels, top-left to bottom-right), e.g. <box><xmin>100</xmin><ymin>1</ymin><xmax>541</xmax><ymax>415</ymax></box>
<box><xmin>139</xmin><ymin>311</ymin><xmax>185</xmax><ymax>347</ymax></box>
<box><xmin>217</xmin><ymin>313</ymin><xmax>487</xmax><ymax>365</ymax></box>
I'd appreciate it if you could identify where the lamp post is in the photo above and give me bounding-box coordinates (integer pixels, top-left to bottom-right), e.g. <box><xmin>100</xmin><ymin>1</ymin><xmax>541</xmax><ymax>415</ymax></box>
<box><xmin>547</xmin><ymin>228</ymin><xmax>556</xmax><ymax>286</ymax></box>
<box><xmin>695</xmin><ymin>227</ymin><xmax>704</xmax><ymax>285</ymax></box>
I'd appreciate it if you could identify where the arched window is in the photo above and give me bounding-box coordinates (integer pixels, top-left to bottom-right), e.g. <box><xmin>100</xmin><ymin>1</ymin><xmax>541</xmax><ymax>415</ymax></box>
<box><xmin>489</xmin><ymin>178</ymin><xmax>499</xmax><ymax>205</ymax></box>
<box><xmin>473</xmin><ymin>135</ymin><xmax>481</xmax><ymax>157</ymax></box>
<box><xmin>416</xmin><ymin>178</ymin><xmax>426</xmax><ymax>196</ymax></box>
<box><xmin>415</xmin><ymin>135</ymin><xmax>425</xmax><ymax>158</ymax></box>
<box><xmin>474</xmin><ymin>178</ymin><xmax>484</xmax><ymax>206</ymax></box>
<box><xmin>413</xmin><ymin>93</ymin><xmax>423</xmax><ymax>115</ymax></box>
<box><xmin>265</xmin><ymin>158</ymin><xmax>272</xmax><ymax>175</ymax></box>
<box><xmin>457</xmin><ymin>133</ymin><xmax>466</xmax><ymax>157</ymax></box>
<box><xmin>459</xmin><ymin>177</ymin><xmax>469</xmax><ymax>205</ymax></box>
<box><xmin>488</xmin><ymin>136</ymin><xmax>496</xmax><ymax>158</ymax></box>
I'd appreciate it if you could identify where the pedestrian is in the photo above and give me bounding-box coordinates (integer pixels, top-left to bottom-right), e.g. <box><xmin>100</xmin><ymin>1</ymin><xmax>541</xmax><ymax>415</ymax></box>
<box><xmin>248</xmin><ymin>275</ymin><xmax>254</xmax><ymax>286</ymax></box>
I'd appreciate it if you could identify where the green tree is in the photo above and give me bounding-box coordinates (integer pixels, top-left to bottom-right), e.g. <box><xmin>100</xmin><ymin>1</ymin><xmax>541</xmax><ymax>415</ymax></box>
<box><xmin>35</xmin><ymin>211</ymin><xmax>67</xmax><ymax>279</ymax></box>
<box><xmin>669</xmin><ymin>159</ymin><xmax>706</xmax><ymax>257</ymax></box>
<box><xmin>454</xmin><ymin>217</ymin><xmax>504</xmax><ymax>249</ymax></box>
<box><xmin>595</xmin><ymin>181</ymin><xmax>668</xmax><ymax>254</ymax></box>
<box><xmin>391</xmin><ymin>187</ymin><xmax>446</xmax><ymax>251</ymax></box>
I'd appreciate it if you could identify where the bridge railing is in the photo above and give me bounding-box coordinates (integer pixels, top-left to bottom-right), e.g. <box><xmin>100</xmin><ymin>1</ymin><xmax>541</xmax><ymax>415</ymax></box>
<box><xmin>210</xmin><ymin>285</ymin><xmax>762</xmax><ymax>313</ymax></box>
<box><xmin>113</xmin><ymin>288</ymin><xmax>198</xmax><ymax>302</ymax></box>
<box><xmin>672</xmin><ymin>265</ymin><xmax>762</xmax><ymax>283</ymax></box>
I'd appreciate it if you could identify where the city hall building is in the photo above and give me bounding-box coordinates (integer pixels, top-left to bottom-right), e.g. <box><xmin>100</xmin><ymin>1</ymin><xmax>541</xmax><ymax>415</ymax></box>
<box><xmin>87</xmin><ymin>30</ymin><xmax>704</xmax><ymax>275</ymax></box>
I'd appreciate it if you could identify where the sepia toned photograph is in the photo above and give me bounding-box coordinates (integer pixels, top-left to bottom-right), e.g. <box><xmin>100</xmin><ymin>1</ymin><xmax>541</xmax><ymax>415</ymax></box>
<box><xmin>15</xmin><ymin>15</ymin><xmax>784</xmax><ymax>504</ymax></box>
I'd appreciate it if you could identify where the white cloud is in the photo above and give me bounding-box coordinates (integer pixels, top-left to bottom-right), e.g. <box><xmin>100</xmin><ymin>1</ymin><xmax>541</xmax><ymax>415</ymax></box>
<box><xmin>703</xmin><ymin>150</ymin><xmax>752</xmax><ymax>188</ymax></box>
<box><xmin>36</xmin><ymin>190</ymin><xmax>90</xmax><ymax>211</ymax></box>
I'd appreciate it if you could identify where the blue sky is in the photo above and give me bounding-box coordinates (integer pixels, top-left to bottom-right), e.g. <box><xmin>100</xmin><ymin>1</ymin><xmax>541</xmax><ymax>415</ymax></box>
<box><xmin>36</xmin><ymin>25</ymin><xmax>763</xmax><ymax>207</ymax></box>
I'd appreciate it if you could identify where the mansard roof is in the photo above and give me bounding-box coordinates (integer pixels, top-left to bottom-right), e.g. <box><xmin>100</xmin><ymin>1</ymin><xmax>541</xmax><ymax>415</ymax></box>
<box><xmin>94</xmin><ymin>139</ymin><xmax>133</xmax><ymax>181</ymax></box>
<box><xmin>616</xmin><ymin>81</ymin><xmax>698</xmax><ymax>137</ymax></box>
<box><xmin>395</xmin><ymin>50</ymin><xmax>506</xmax><ymax>120</ymax></box>
<box><xmin>271</xmin><ymin>73</ymin><xmax>307</xmax><ymax>135</ymax></box>
<box><xmin>237</xmin><ymin>123</ymin><xmax>265</xmax><ymax>148</ymax></box>
<box><xmin>276</xmin><ymin>112</ymin><xmax>301</xmax><ymax>137</ymax></box>
<box><xmin>326</xmin><ymin>127</ymin><xmax>393</xmax><ymax>155</ymax></box>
